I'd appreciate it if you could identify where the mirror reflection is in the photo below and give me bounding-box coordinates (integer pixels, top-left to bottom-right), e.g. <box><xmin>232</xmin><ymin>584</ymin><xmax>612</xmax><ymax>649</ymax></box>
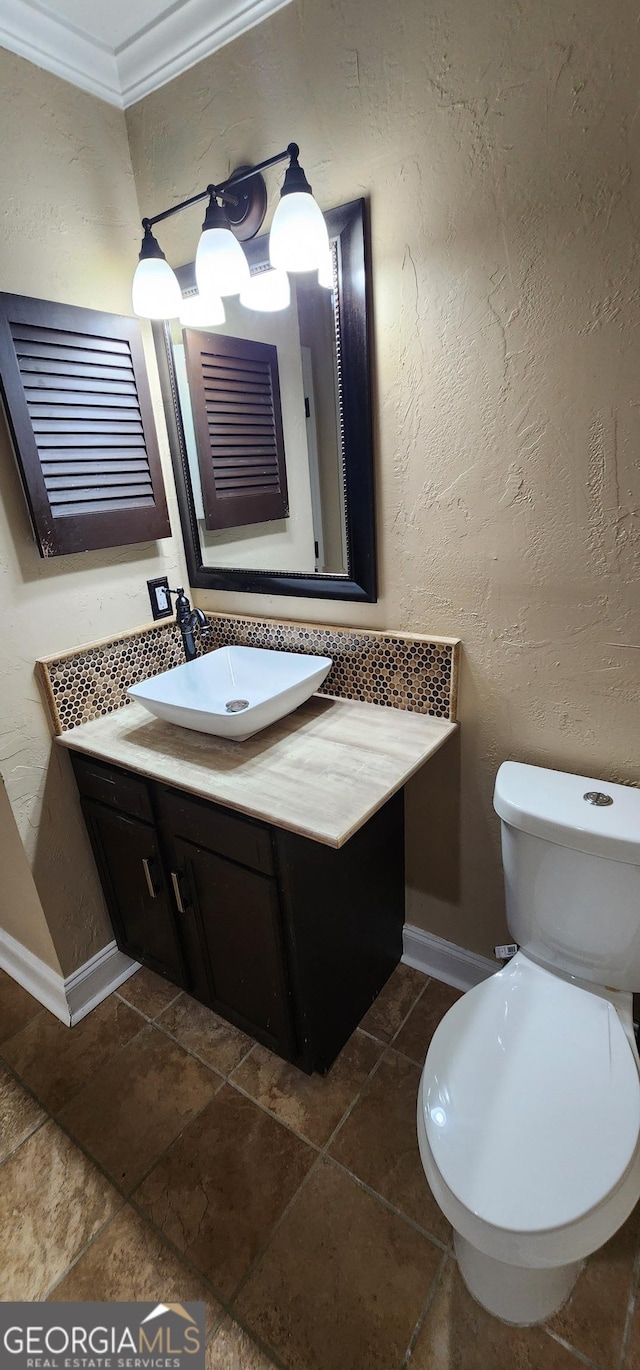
<box><xmin>169</xmin><ymin>250</ymin><xmax>349</xmax><ymax>577</ymax></box>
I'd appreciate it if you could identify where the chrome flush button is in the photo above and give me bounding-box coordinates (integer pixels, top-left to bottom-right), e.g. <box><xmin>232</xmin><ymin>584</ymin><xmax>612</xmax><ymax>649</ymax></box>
<box><xmin>583</xmin><ymin>791</ymin><xmax>614</xmax><ymax>806</ymax></box>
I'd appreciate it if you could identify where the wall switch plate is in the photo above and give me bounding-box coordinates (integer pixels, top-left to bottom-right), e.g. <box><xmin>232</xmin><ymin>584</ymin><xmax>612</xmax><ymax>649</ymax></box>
<box><xmin>147</xmin><ymin>576</ymin><xmax>173</xmax><ymax>621</ymax></box>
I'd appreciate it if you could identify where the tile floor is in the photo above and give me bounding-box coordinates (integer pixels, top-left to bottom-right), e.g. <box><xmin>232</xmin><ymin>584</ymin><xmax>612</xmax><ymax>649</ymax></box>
<box><xmin>1</xmin><ymin>962</ymin><xmax>639</xmax><ymax>1369</ymax></box>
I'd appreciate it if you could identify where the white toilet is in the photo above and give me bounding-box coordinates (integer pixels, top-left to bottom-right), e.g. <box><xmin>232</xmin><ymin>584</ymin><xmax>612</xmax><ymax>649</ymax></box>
<box><xmin>417</xmin><ymin>760</ymin><xmax>640</xmax><ymax>1326</ymax></box>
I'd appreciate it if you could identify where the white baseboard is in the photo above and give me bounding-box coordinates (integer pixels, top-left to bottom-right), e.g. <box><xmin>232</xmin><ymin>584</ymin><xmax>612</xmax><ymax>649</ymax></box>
<box><xmin>0</xmin><ymin>927</ymin><xmax>69</xmax><ymax>1022</ymax></box>
<box><xmin>402</xmin><ymin>924</ymin><xmax>497</xmax><ymax>992</ymax></box>
<box><xmin>0</xmin><ymin>927</ymin><xmax>138</xmax><ymax>1027</ymax></box>
<box><xmin>65</xmin><ymin>942</ymin><xmax>140</xmax><ymax>1026</ymax></box>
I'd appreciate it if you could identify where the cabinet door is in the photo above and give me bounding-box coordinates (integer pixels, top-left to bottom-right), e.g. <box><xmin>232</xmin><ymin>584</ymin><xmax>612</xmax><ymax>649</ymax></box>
<box><xmin>172</xmin><ymin>837</ymin><xmax>293</xmax><ymax>1057</ymax></box>
<box><xmin>82</xmin><ymin>797</ymin><xmax>185</xmax><ymax>985</ymax></box>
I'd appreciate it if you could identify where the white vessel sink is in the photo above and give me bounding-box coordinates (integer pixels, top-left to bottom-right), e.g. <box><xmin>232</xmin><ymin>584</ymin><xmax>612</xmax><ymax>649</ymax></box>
<box><xmin>128</xmin><ymin>645</ymin><xmax>333</xmax><ymax>741</ymax></box>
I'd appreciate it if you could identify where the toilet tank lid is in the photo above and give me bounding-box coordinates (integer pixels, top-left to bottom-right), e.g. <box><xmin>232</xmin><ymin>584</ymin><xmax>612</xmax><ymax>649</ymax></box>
<box><xmin>494</xmin><ymin>761</ymin><xmax>640</xmax><ymax>864</ymax></box>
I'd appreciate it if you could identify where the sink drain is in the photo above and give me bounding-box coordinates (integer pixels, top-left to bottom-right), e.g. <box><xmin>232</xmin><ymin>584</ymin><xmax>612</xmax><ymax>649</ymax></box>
<box><xmin>225</xmin><ymin>699</ymin><xmax>250</xmax><ymax>713</ymax></box>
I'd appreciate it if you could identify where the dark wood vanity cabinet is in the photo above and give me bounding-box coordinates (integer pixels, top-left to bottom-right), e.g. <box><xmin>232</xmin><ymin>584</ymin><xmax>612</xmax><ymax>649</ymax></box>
<box><xmin>70</xmin><ymin>750</ymin><xmax>404</xmax><ymax>1073</ymax></box>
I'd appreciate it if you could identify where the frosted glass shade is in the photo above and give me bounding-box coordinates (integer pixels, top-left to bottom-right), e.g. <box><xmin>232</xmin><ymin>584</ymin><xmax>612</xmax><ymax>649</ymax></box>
<box><xmin>195</xmin><ymin>228</ymin><xmax>250</xmax><ymax>297</ymax></box>
<box><xmin>240</xmin><ymin>269</ymin><xmax>291</xmax><ymax>312</ymax></box>
<box><xmin>318</xmin><ymin>248</ymin><xmax>334</xmax><ymax>290</ymax></box>
<box><xmin>132</xmin><ymin>257</ymin><xmax>182</xmax><ymax>319</ymax></box>
<box><xmin>179</xmin><ymin>292</ymin><xmax>225</xmax><ymax>327</ymax></box>
<box><xmin>270</xmin><ymin>192</ymin><xmax>330</xmax><ymax>272</ymax></box>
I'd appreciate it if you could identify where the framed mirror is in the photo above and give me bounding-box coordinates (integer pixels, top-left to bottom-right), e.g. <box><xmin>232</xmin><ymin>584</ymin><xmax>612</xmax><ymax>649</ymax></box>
<box><xmin>153</xmin><ymin>198</ymin><xmax>376</xmax><ymax>602</ymax></box>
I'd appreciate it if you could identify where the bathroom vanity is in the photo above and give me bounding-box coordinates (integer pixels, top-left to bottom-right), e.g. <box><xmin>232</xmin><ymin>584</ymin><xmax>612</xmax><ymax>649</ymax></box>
<box><xmin>58</xmin><ymin>695</ymin><xmax>455</xmax><ymax>1073</ymax></box>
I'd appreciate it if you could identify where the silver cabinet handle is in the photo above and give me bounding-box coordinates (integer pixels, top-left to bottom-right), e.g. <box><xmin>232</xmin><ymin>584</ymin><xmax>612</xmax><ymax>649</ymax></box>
<box><xmin>142</xmin><ymin>857</ymin><xmax>157</xmax><ymax>899</ymax></box>
<box><xmin>171</xmin><ymin>870</ymin><xmax>186</xmax><ymax>914</ymax></box>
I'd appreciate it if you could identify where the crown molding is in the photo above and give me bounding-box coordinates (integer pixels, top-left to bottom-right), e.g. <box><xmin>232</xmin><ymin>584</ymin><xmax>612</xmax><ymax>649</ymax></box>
<box><xmin>0</xmin><ymin>0</ymin><xmax>122</xmax><ymax>105</ymax></box>
<box><xmin>0</xmin><ymin>0</ymin><xmax>295</xmax><ymax>110</ymax></box>
<box><xmin>117</xmin><ymin>0</ymin><xmax>294</xmax><ymax>107</ymax></box>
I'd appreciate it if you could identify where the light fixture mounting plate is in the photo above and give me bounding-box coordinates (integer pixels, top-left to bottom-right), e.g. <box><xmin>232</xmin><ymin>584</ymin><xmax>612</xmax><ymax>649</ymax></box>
<box><xmin>223</xmin><ymin>167</ymin><xmax>267</xmax><ymax>241</ymax></box>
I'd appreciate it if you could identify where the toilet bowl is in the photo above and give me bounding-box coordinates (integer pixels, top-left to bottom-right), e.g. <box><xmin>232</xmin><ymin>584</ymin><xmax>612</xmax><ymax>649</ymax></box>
<box><xmin>417</xmin><ymin>761</ymin><xmax>640</xmax><ymax>1325</ymax></box>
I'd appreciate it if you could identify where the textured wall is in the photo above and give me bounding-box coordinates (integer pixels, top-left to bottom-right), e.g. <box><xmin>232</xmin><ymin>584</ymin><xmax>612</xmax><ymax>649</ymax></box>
<box><xmin>0</xmin><ymin>775</ymin><xmax>60</xmax><ymax>972</ymax></box>
<box><xmin>0</xmin><ymin>49</ymin><xmax>188</xmax><ymax>975</ymax></box>
<box><xmin>127</xmin><ymin>0</ymin><xmax>640</xmax><ymax>956</ymax></box>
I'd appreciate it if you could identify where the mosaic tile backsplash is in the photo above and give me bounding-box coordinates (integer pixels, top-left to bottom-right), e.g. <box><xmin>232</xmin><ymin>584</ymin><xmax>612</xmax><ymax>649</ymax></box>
<box><xmin>37</xmin><ymin>613</ymin><xmax>460</xmax><ymax>735</ymax></box>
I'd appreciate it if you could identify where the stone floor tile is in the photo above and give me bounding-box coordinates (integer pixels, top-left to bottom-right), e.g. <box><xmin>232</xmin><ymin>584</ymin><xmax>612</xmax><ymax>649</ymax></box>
<box><xmin>0</xmin><ymin>1062</ymin><xmax>46</xmax><ymax>1163</ymax></box>
<box><xmin>51</xmin><ymin>1204</ymin><xmax>221</xmax><ymax>1333</ymax></box>
<box><xmin>359</xmin><ymin>963</ymin><xmax>427</xmax><ymax>1044</ymax></box>
<box><xmin>135</xmin><ymin>1083</ymin><xmax>315</xmax><ymax>1299</ymax></box>
<box><xmin>0</xmin><ymin>1118</ymin><xmax>120</xmax><ymax>1300</ymax></box>
<box><xmin>117</xmin><ymin>968</ymin><xmax>182</xmax><ymax>1019</ymax></box>
<box><xmin>329</xmin><ymin>1048</ymin><xmax>449</xmax><ymax>1240</ymax></box>
<box><xmin>58</xmin><ymin>1025</ymin><xmax>220</xmax><ymax>1192</ymax></box>
<box><xmin>231</xmin><ymin>1029</ymin><xmax>381</xmax><ymax>1146</ymax></box>
<box><xmin>410</xmin><ymin>1259</ymin><xmax>583</xmax><ymax>1369</ymax></box>
<box><xmin>547</xmin><ymin>1203</ymin><xmax>640</xmax><ymax>1367</ymax></box>
<box><xmin>206</xmin><ymin>1316</ymin><xmax>280</xmax><ymax>1369</ymax></box>
<box><xmin>158</xmin><ymin>994</ymin><xmax>252</xmax><ymax>1076</ymax></box>
<box><xmin>0</xmin><ymin>969</ymin><xmax>43</xmax><ymax>1045</ymax></box>
<box><xmin>393</xmin><ymin>979</ymin><xmax>463</xmax><ymax>1065</ymax></box>
<box><xmin>235</xmin><ymin>1158</ymin><xmax>441</xmax><ymax>1370</ymax></box>
<box><xmin>3</xmin><ymin>994</ymin><xmax>144</xmax><ymax>1112</ymax></box>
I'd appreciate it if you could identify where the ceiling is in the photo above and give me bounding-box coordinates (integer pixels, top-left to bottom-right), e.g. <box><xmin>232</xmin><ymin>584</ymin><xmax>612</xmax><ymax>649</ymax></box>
<box><xmin>0</xmin><ymin>0</ymin><xmax>293</xmax><ymax>107</ymax></box>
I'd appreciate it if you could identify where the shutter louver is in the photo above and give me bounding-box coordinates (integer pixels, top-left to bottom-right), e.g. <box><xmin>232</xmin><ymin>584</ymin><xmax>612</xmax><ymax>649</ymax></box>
<box><xmin>0</xmin><ymin>293</ymin><xmax>170</xmax><ymax>556</ymax></box>
<box><xmin>184</xmin><ymin>328</ymin><xmax>289</xmax><ymax>531</ymax></box>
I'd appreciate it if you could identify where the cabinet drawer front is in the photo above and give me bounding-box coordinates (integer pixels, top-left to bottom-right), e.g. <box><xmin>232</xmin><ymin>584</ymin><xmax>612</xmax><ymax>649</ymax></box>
<box><xmin>71</xmin><ymin>752</ymin><xmax>153</xmax><ymax>823</ymax></box>
<box><xmin>158</xmin><ymin>788</ymin><xmax>273</xmax><ymax>875</ymax></box>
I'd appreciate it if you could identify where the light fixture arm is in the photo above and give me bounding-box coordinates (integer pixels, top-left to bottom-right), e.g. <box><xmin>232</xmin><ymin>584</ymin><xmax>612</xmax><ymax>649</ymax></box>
<box><xmin>142</xmin><ymin>144</ymin><xmax>298</xmax><ymax>232</ymax></box>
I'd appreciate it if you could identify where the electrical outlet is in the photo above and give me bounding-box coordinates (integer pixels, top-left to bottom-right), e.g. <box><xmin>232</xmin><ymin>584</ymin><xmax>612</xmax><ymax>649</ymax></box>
<box><xmin>147</xmin><ymin>576</ymin><xmax>173</xmax><ymax>621</ymax></box>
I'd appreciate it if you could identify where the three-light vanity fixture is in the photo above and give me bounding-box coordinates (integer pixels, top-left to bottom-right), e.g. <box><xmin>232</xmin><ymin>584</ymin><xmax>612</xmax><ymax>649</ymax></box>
<box><xmin>131</xmin><ymin>142</ymin><xmax>331</xmax><ymax>324</ymax></box>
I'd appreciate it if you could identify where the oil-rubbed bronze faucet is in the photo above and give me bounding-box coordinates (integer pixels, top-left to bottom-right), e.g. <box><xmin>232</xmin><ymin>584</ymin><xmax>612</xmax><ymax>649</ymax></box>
<box><xmin>168</xmin><ymin>588</ymin><xmax>211</xmax><ymax>662</ymax></box>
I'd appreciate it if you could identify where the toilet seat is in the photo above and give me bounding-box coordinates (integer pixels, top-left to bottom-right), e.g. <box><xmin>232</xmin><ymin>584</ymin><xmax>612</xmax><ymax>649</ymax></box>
<box><xmin>421</xmin><ymin>953</ymin><xmax>640</xmax><ymax>1235</ymax></box>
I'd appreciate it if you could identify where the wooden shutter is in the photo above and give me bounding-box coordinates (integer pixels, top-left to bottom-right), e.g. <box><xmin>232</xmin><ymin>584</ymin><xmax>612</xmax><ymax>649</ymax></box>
<box><xmin>183</xmin><ymin>328</ymin><xmax>289</xmax><ymax>531</ymax></box>
<box><xmin>0</xmin><ymin>293</ymin><xmax>170</xmax><ymax>556</ymax></box>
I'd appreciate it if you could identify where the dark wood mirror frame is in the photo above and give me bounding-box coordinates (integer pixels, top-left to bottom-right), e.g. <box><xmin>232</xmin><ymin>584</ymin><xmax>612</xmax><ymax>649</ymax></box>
<box><xmin>153</xmin><ymin>197</ymin><xmax>377</xmax><ymax>602</ymax></box>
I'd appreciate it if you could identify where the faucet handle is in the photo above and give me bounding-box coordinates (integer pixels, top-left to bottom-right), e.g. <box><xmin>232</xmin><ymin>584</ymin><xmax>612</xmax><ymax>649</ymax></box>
<box><xmin>166</xmin><ymin>587</ymin><xmax>192</xmax><ymax>623</ymax></box>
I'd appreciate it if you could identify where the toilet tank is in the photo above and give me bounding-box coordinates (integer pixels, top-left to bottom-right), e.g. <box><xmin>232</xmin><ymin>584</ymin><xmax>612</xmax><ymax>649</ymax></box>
<box><xmin>494</xmin><ymin>762</ymin><xmax>640</xmax><ymax>991</ymax></box>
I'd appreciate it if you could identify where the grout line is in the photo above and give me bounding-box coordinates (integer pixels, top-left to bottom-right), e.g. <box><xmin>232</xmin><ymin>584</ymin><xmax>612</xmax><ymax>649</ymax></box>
<box><xmin>50</xmin><ymin>1019</ymin><xmax>151</xmax><ymax>1116</ymax></box>
<box><xmin>544</xmin><ymin>1328</ymin><xmax>601</xmax><ymax>1368</ymax></box>
<box><xmin>42</xmin><ymin>1201</ymin><xmax>129</xmax><ymax>1302</ymax></box>
<box><xmin>121</xmin><ymin>1075</ymin><xmax>225</xmax><ymax>1199</ymax></box>
<box><xmin>150</xmin><ymin>1012</ymin><xmax>256</xmax><ymax>1080</ymax></box>
<box><xmin>114</xmin><ymin>983</ymin><xmax>183</xmax><ymax>1021</ymax></box>
<box><xmin>401</xmin><ymin>1249</ymin><xmax>449</xmax><ymax>1367</ymax></box>
<box><xmin>208</xmin><ymin>1313</ymin><xmax>290</xmax><ymax>1369</ymax></box>
<box><xmin>221</xmin><ymin>1077</ymin><xmax>323</xmax><ymax>1154</ymax></box>
<box><xmin>2</xmin><ymin>1031</ymin><xmax>224</xmax><ymax>1222</ymax></box>
<box><xmin>383</xmin><ymin>973</ymin><xmax>432</xmax><ymax>1050</ymax></box>
<box><xmin>3</xmin><ymin>1038</ymin><xmax>232</xmax><ymax>1324</ymax></box>
<box><xmin>228</xmin><ymin>1148</ymin><xmax>327</xmax><ymax>1310</ymax></box>
<box><xmin>389</xmin><ymin>1042</ymin><xmax>431</xmax><ymax>1068</ymax></box>
<box><xmin>0</xmin><ymin>1107</ymin><xmax>51</xmax><ymax>1171</ymax></box>
<box><xmin>125</xmin><ymin>1189</ymin><xmax>232</xmax><ymax>1310</ymax></box>
<box><xmin>225</xmin><ymin>1011</ymin><xmax>452</xmax><ymax>1348</ymax></box>
<box><xmin>355</xmin><ymin>1025</ymin><xmax>394</xmax><ymax>1047</ymax></box>
<box><xmin>0</xmin><ymin>1006</ymin><xmax>47</xmax><ymax>1056</ymax></box>
<box><xmin>224</xmin><ymin>1028</ymin><xmax>391</xmax><ymax>1313</ymax></box>
<box><xmin>324</xmin><ymin>1155</ymin><xmax>453</xmax><ymax>1255</ymax></box>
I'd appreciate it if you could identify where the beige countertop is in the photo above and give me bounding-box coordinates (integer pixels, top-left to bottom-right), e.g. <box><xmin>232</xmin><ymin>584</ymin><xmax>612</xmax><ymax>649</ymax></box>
<box><xmin>56</xmin><ymin>697</ymin><xmax>457</xmax><ymax>848</ymax></box>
